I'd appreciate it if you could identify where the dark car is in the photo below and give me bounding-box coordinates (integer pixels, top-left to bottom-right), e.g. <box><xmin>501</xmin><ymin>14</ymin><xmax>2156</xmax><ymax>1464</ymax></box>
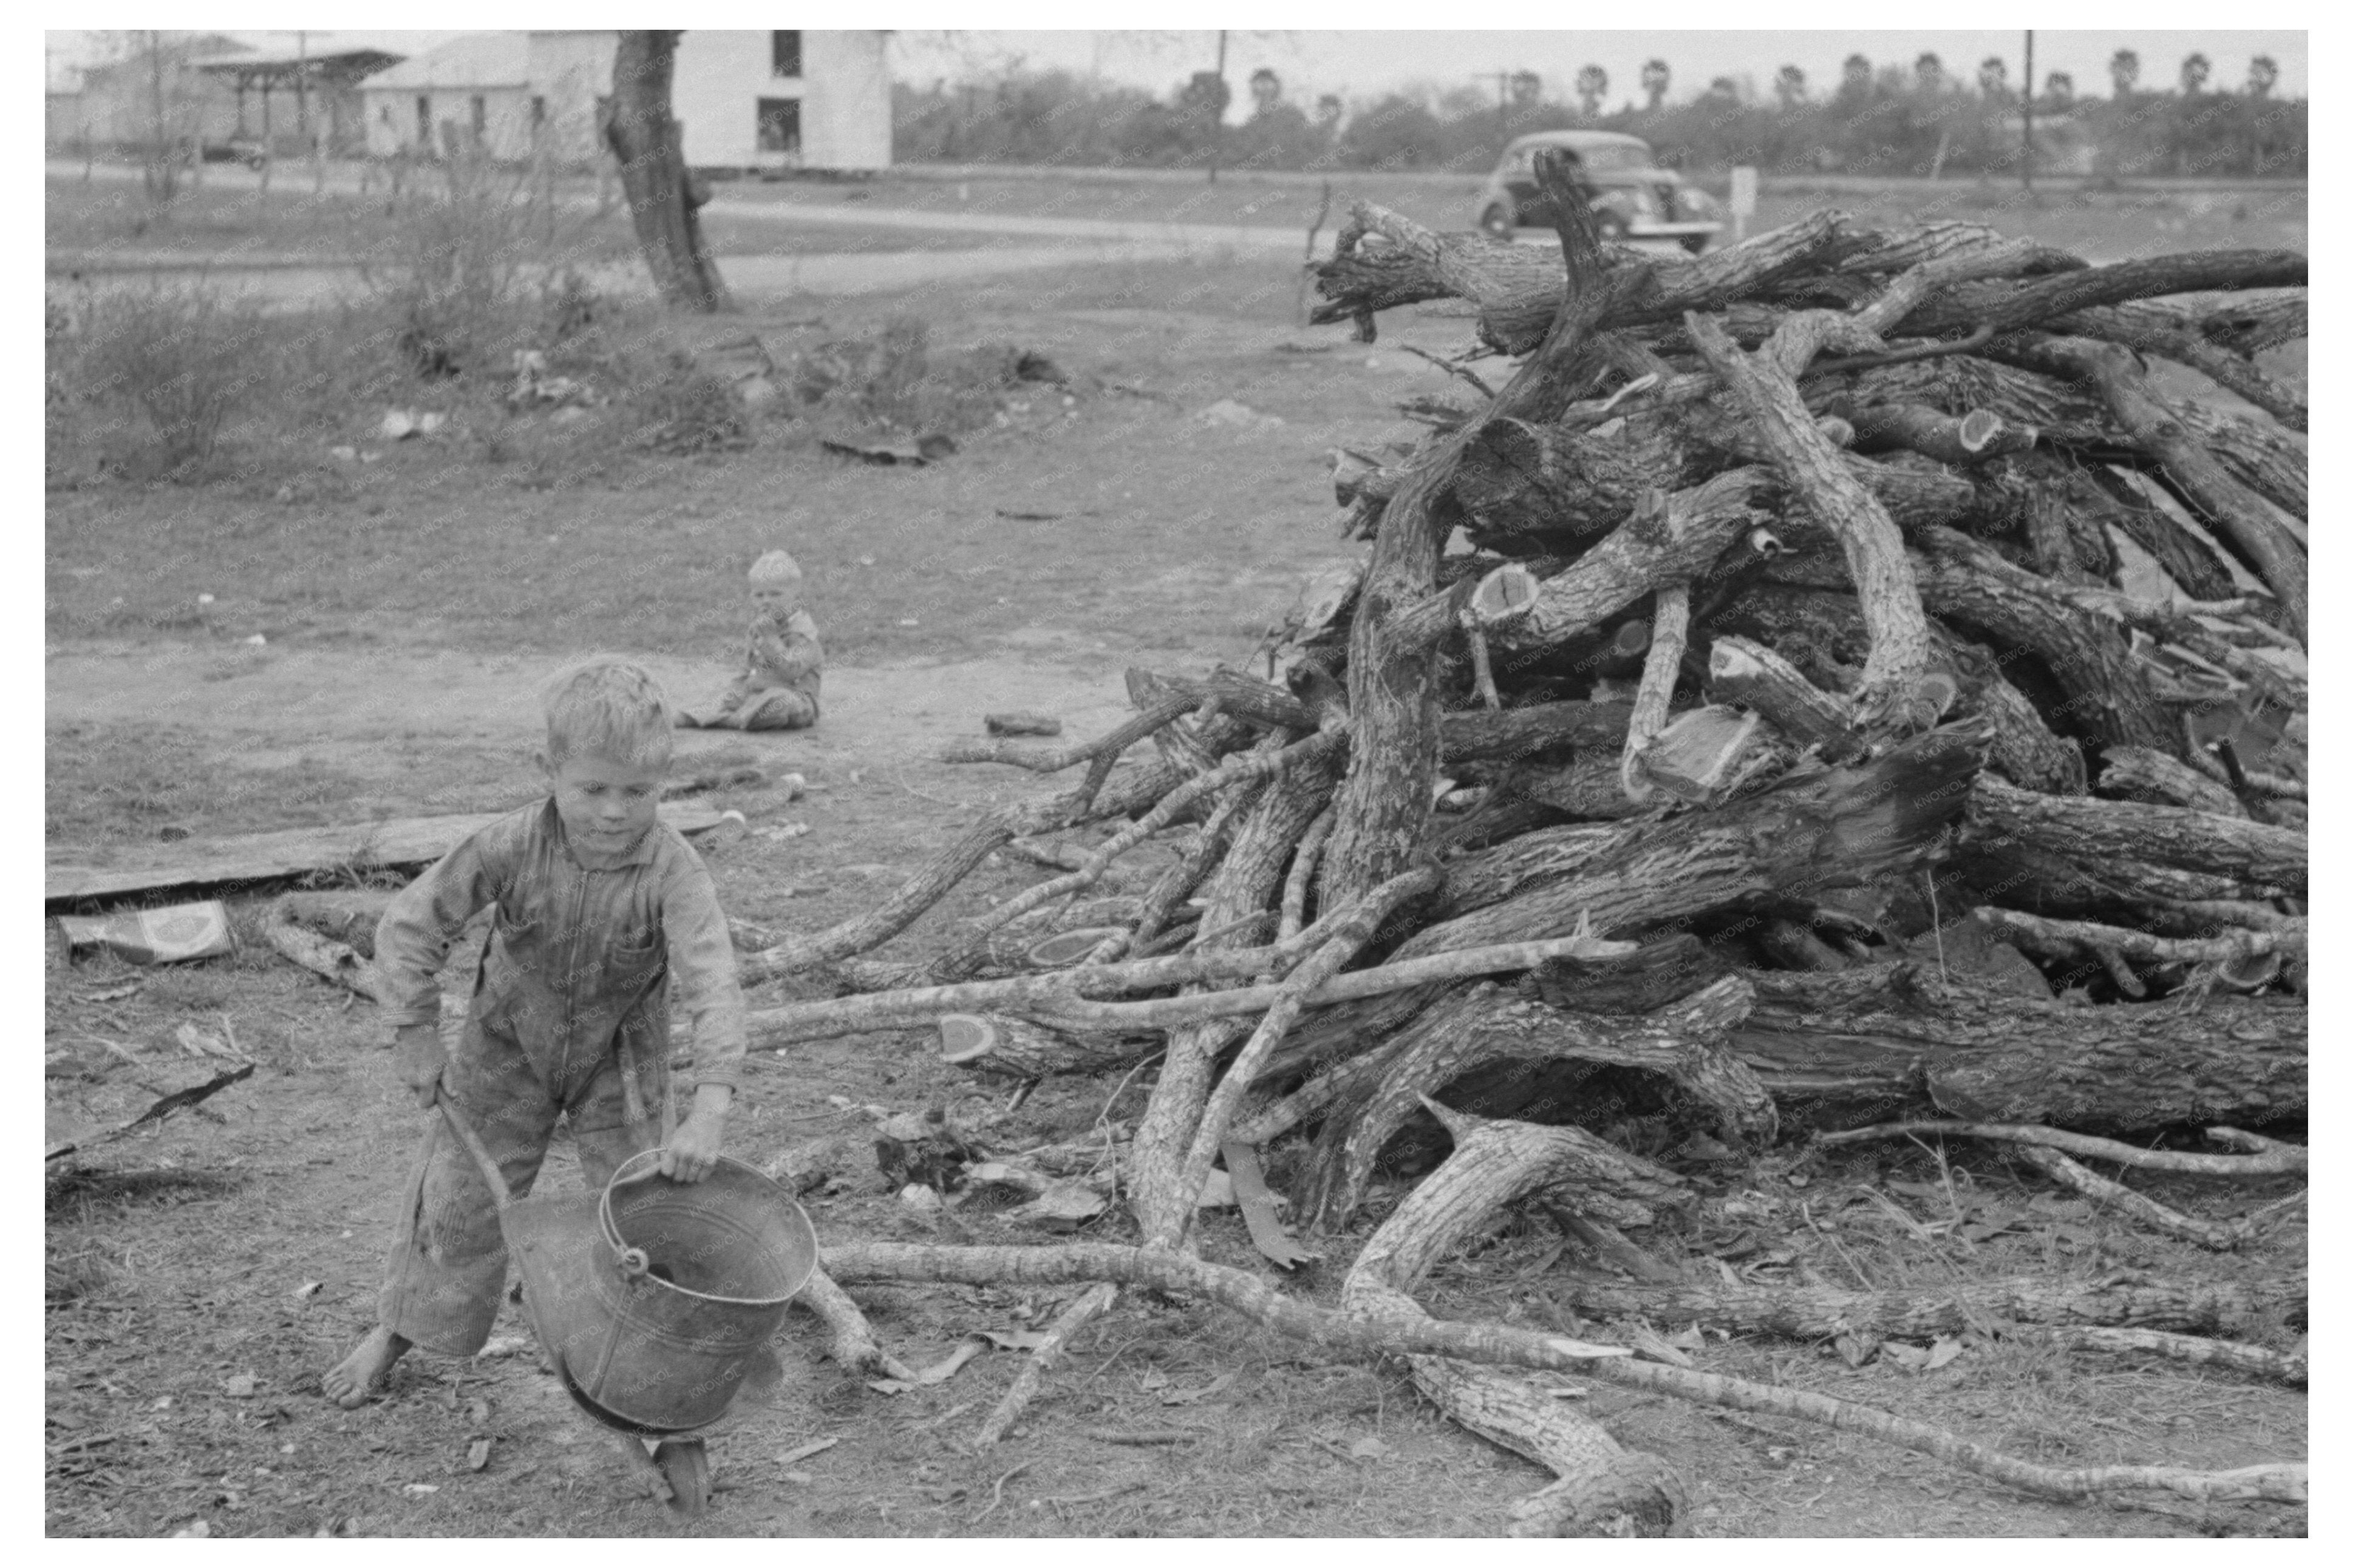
<box><xmin>199</xmin><ymin>138</ymin><xmax>267</xmax><ymax>169</ymax></box>
<box><xmin>1477</xmin><ymin>130</ymin><xmax>1723</xmax><ymax>253</ymax></box>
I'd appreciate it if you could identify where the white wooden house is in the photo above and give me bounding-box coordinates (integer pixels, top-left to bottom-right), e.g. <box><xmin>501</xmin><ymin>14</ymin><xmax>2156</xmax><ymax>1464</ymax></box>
<box><xmin>356</xmin><ymin>30</ymin><xmax>890</xmax><ymax>172</ymax></box>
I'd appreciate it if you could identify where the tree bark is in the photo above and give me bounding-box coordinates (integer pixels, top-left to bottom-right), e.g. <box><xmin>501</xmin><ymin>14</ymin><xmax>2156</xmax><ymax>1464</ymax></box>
<box><xmin>1735</xmin><ymin>963</ymin><xmax>2306</xmax><ymax>1133</ymax></box>
<box><xmin>935</xmin><ymin>1014</ymin><xmax>1158</xmax><ymax>1079</ymax></box>
<box><xmin>1297</xmin><ymin>976</ymin><xmax>1767</xmax><ymax>1229</ymax></box>
<box><xmin>1554</xmin><ymin>1269</ymin><xmax>2300</xmax><ymax>1340</ymax></box>
<box><xmin>1967</xmin><ymin>773</ymin><xmax>2304</xmax><ymax>896</ymax></box>
<box><xmin>604</xmin><ymin>32</ymin><xmax>730</xmax><ymax>313</ymax></box>
<box><xmin>1321</xmin><ymin>154</ymin><xmax>1636</xmax><ymax>911</ymax></box>
<box><xmin>1341</xmin><ymin>1109</ymin><xmax>1687</xmax><ymax>1536</ymax></box>
<box><xmin>1396</xmin><ymin>719</ymin><xmax>1990</xmax><ymax>961</ymax></box>
<box><xmin>1890</xmin><ymin>249</ymin><xmax>2306</xmax><ymax>340</ymax></box>
<box><xmin>1996</xmin><ymin>334</ymin><xmax>2305</xmax><ymax>639</ymax></box>
<box><xmin>1684</xmin><ymin>311</ymin><xmax>1933</xmax><ymax>728</ymax></box>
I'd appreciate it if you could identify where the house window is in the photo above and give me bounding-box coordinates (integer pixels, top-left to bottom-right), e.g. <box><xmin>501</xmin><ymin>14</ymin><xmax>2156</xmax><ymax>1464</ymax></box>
<box><xmin>756</xmin><ymin>97</ymin><xmax>801</xmax><ymax>154</ymax></box>
<box><xmin>470</xmin><ymin>95</ymin><xmax>488</xmax><ymax>141</ymax></box>
<box><xmin>771</xmin><ymin>31</ymin><xmax>802</xmax><ymax>78</ymax></box>
<box><xmin>530</xmin><ymin>95</ymin><xmax>547</xmax><ymax>127</ymax></box>
<box><xmin>415</xmin><ymin>95</ymin><xmax>431</xmax><ymax>147</ymax></box>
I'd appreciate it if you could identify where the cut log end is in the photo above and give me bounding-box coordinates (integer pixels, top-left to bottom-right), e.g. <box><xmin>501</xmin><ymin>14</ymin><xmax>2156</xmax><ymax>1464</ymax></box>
<box><xmin>938</xmin><ymin>1013</ymin><xmax>997</xmax><ymax>1066</ymax></box>
<box><xmin>1471</xmin><ymin>562</ymin><xmax>1544</xmax><ymax>626</ymax></box>
<box><xmin>1026</xmin><ymin>928</ymin><xmax>1131</xmax><ymax>968</ymax></box>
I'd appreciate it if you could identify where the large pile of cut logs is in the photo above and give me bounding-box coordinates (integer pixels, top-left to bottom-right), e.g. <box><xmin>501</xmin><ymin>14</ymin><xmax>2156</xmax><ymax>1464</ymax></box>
<box><xmin>725</xmin><ymin>155</ymin><xmax>2307</xmax><ymax>1532</ymax></box>
<box><xmin>253</xmin><ymin>155</ymin><xmax>2300</xmax><ymax>1532</ymax></box>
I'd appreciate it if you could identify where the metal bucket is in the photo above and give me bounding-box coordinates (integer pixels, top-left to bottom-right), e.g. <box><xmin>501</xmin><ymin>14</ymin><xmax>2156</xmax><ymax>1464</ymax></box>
<box><xmin>545</xmin><ymin>1150</ymin><xmax>819</xmax><ymax>1434</ymax></box>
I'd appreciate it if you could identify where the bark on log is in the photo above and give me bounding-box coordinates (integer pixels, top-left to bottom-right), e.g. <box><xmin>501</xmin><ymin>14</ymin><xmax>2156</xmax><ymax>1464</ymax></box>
<box><xmin>2049</xmin><ymin>302</ymin><xmax>2307</xmax><ymax>432</ymax></box>
<box><xmin>1553</xmin><ymin>1269</ymin><xmax>2300</xmax><ymax>1340</ymax></box>
<box><xmin>1735</xmin><ymin>963</ymin><xmax>2306</xmax><ymax>1133</ymax></box>
<box><xmin>935</xmin><ymin>1014</ymin><xmax>1159</xmax><ymax>1080</ymax></box>
<box><xmin>1831</xmin><ymin>399</ymin><xmax>2039</xmax><ymax>466</ymax></box>
<box><xmin>1341</xmin><ymin>1109</ymin><xmax>1687</xmax><ymax>1536</ymax></box>
<box><xmin>1129</xmin><ymin>745</ymin><xmax>1341</xmax><ymax>1245</ymax></box>
<box><xmin>2040</xmin><ymin>1326</ymin><xmax>2305</xmax><ymax>1387</ymax></box>
<box><xmin>1311</xmin><ymin>203</ymin><xmax>1857</xmax><ymax>356</ymax></box>
<box><xmin>2173</xmin><ymin>402</ymin><xmax>2307</xmax><ymax>523</ymax></box>
<box><xmin>1684</xmin><ymin>311</ymin><xmax>1932</xmax><ymax>727</ymax></box>
<box><xmin>1890</xmin><ymin>249</ymin><xmax>2307</xmax><ymax>341</ymax></box>
<box><xmin>1322</xmin><ymin>155</ymin><xmax>1635</xmax><ymax>912</ymax></box>
<box><xmin>1997</xmin><ymin>334</ymin><xmax>2306</xmax><ymax>640</ymax></box>
<box><xmin>1298</xmin><ymin>976</ymin><xmax>1766</xmax><ymax>1229</ymax></box>
<box><xmin>1900</xmin><ymin>528</ymin><xmax>2179</xmax><ymax>753</ymax></box>
<box><xmin>2095</xmin><ymin>744</ymin><xmax>2246</xmax><ymax>817</ymax></box>
<box><xmin>2070</xmin><ymin>466</ymin><xmax>2245</xmax><ymax>604</ymax></box>
<box><xmin>602</xmin><ymin>33</ymin><xmax>730</xmax><ymax>312</ymax></box>
<box><xmin>1968</xmin><ymin>773</ymin><xmax>2304</xmax><ymax>897</ymax></box>
<box><xmin>1706</xmin><ymin>635</ymin><xmax>1860</xmax><ymax>753</ymax></box>
<box><xmin>2009</xmin><ymin>1144</ymin><xmax>2257</xmax><ymax>1252</ymax></box>
<box><xmin>1397</xmin><ymin>719</ymin><xmax>1990</xmax><ymax>961</ymax></box>
<box><xmin>1814</xmin><ymin>1118</ymin><xmax>2307</xmax><ymax>1176</ymax></box>
<box><xmin>1490</xmin><ymin>468</ymin><xmax>1774</xmax><ymax>651</ymax></box>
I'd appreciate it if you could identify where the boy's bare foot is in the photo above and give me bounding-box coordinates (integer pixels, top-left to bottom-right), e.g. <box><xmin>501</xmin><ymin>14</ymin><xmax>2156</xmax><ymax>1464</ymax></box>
<box><xmin>322</xmin><ymin>1326</ymin><xmax>413</xmax><ymax>1408</ymax></box>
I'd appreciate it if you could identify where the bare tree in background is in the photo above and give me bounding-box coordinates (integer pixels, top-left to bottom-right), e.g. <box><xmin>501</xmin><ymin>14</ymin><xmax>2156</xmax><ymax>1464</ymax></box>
<box><xmin>1574</xmin><ymin>64</ymin><xmax>1608</xmax><ymax>118</ymax></box>
<box><xmin>602</xmin><ymin>31</ymin><xmax>730</xmax><ymax>312</ymax></box>
<box><xmin>1641</xmin><ymin>58</ymin><xmax>1670</xmax><ymax>110</ymax></box>
<box><xmin>1774</xmin><ymin>64</ymin><xmax>1806</xmax><ymax>110</ymax></box>
<box><xmin>2109</xmin><ymin>49</ymin><xmax>2140</xmax><ymax>97</ymax></box>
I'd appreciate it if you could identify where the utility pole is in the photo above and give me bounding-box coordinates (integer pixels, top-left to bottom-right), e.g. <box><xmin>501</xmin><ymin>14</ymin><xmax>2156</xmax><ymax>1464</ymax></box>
<box><xmin>1494</xmin><ymin>70</ymin><xmax>1510</xmax><ymax>148</ymax></box>
<box><xmin>2021</xmin><ymin>30</ymin><xmax>2035</xmax><ymax>194</ymax></box>
<box><xmin>1207</xmin><ymin>29</ymin><xmax>1228</xmax><ymax>184</ymax></box>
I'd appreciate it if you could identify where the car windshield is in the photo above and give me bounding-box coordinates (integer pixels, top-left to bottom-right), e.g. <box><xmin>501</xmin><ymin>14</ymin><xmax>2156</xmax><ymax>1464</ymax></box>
<box><xmin>1511</xmin><ymin>141</ymin><xmax>1654</xmax><ymax>175</ymax></box>
<box><xmin>1575</xmin><ymin>143</ymin><xmax>1652</xmax><ymax>173</ymax></box>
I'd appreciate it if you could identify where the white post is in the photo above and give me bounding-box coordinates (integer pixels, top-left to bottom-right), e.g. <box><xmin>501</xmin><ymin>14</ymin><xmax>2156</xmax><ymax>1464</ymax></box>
<box><xmin>1728</xmin><ymin>164</ymin><xmax>1757</xmax><ymax>245</ymax></box>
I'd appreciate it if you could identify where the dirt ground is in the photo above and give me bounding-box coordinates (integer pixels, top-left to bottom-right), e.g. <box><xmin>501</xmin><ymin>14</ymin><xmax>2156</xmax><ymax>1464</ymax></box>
<box><xmin>44</xmin><ymin>203</ymin><xmax>2307</xmax><ymax>1538</ymax></box>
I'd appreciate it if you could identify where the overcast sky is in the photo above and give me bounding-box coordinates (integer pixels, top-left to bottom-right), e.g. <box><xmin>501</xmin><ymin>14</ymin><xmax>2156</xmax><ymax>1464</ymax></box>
<box><xmin>49</xmin><ymin>24</ymin><xmax>2306</xmax><ymax>108</ymax></box>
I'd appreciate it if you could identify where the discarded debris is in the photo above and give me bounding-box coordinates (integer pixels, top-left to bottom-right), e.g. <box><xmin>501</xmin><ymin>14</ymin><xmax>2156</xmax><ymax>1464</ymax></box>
<box><xmin>56</xmin><ymin>900</ymin><xmax>234</xmax><ymax>966</ymax></box>
<box><xmin>984</xmin><ymin>711</ymin><xmax>1064</xmax><ymax>738</ymax></box>
<box><xmin>821</xmin><ymin>433</ymin><xmax>958</xmax><ymax>466</ymax></box>
<box><xmin>377</xmin><ymin>409</ymin><xmax>446</xmax><ymax>442</ymax></box>
<box><xmin>1197</xmin><ymin>398</ymin><xmax>1284</xmax><ymax>430</ymax></box>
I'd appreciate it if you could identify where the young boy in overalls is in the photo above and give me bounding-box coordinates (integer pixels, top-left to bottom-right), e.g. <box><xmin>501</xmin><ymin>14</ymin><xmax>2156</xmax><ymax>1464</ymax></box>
<box><xmin>324</xmin><ymin>657</ymin><xmax>749</xmax><ymax>1407</ymax></box>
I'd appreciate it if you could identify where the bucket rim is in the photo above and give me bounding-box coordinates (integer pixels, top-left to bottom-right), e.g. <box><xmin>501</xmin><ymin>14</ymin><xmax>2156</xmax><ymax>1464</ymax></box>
<box><xmin>599</xmin><ymin>1149</ymin><xmax>819</xmax><ymax>1309</ymax></box>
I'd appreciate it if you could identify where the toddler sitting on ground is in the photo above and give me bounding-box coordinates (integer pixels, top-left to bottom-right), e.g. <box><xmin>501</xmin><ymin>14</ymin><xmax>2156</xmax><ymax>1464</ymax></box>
<box><xmin>676</xmin><ymin>549</ymin><xmax>823</xmax><ymax>731</ymax></box>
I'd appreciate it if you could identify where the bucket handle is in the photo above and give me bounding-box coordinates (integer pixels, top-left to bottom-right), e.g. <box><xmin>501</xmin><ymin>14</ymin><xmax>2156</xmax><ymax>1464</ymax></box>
<box><xmin>434</xmin><ymin>1088</ymin><xmax>516</xmax><ymax>1210</ymax></box>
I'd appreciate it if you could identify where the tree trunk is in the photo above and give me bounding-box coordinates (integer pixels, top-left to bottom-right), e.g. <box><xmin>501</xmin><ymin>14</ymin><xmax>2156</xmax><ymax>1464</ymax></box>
<box><xmin>603</xmin><ymin>32</ymin><xmax>731</xmax><ymax>313</ymax></box>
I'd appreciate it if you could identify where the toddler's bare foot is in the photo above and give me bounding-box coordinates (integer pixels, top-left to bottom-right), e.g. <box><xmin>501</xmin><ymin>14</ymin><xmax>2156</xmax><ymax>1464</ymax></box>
<box><xmin>322</xmin><ymin>1326</ymin><xmax>412</xmax><ymax>1408</ymax></box>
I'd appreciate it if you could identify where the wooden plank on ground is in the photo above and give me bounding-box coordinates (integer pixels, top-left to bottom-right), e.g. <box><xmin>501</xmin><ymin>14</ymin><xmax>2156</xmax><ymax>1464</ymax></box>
<box><xmin>46</xmin><ymin>804</ymin><xmax>730</xmax><ymax>906</ymax></box>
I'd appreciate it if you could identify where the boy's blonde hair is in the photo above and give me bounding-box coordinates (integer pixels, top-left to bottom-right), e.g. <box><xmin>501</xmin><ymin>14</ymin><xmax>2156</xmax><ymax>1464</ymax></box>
<box><xmin>749</xmin><ymin>549</ymin><xmax>802</xmax><ymax>584</ymax></box>
<box><xmin>540</xmin><ymin>656</ymin><xmax>674</xmax><ymax>769</ymax></box>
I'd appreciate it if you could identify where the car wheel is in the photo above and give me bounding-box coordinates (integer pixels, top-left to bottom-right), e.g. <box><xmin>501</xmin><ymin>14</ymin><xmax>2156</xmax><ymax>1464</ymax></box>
<box><xmin>1681</xmin><ymin>234</ymin><xmax>1712</xmax><ymax>255</ymax></box>
<box><xmin>1595</xmin><ymin>211</ymin><xmax>1631</xmax><ymax>241</ymax></box>
<box><xmin>1479</xmin><ymin>206</ymin><xmax>1515</xmax><ymax>240</ymax></box>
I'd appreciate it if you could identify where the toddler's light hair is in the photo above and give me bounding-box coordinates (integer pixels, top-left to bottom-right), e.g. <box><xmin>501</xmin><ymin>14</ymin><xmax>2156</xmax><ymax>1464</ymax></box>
<box><xmin>749</xmin><ymin>549</ymin><xmax>802</xmax><ymax>584</ymax></box>
<box><xmin>539</xmin><ymin>656</ymin><xmax>674</xmax><ymax>769</ymax></box>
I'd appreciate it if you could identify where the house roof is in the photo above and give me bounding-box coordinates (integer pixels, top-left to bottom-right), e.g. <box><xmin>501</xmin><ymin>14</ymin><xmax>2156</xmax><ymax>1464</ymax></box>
<box><xmin>359</xmin><ymin>32</ymin><xmax>529</xmax><ymax>92</ymax></box>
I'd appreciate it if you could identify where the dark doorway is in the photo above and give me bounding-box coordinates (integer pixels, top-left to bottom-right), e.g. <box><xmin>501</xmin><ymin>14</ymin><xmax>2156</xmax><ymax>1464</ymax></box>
<box><xmin>756</xmin><ymin>97</ymin><xmax>801</xmax><ymax>155</ymax></box>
